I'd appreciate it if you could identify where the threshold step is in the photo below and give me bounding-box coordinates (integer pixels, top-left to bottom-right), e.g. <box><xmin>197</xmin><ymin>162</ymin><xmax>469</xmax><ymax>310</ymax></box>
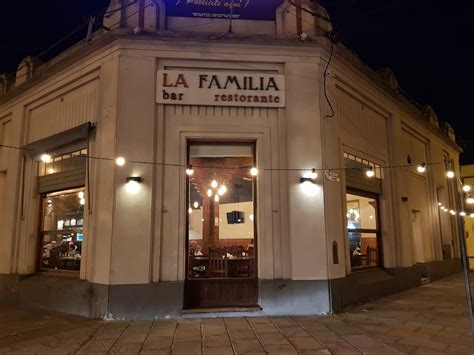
<box><xmin>421</xmin><ymin>277</ymin><xmax>431</xmax><ymax>285</ymax></box>
<box><xmin>183</xmin><ymin>306</ymin><xmax>262</xmax><ymax>314</ymax></box>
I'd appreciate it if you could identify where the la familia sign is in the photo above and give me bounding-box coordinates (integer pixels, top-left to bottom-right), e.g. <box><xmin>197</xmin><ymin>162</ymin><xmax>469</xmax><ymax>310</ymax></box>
<box><xmin>156</xmin><ymin>70</ymin><xmax>285</xmax><ymax>108</ymax></box>
<box><xmin>164</xmin><ymin>0</ymin><xmax>285</xmax><ymax>21</ymax></box>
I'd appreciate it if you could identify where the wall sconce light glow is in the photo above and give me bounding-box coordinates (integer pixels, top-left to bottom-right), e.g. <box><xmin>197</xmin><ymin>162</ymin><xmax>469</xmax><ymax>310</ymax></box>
<box><xmin>417</xmin><ymin>163</ymin><xmax>426</xmax><ymax>173</ymax></box>
<box><xmin>214</xmin><ymin>194</ymin><xmax>220</xmax><ymax>202</ymax></box>
<box><xmin>186</xmin><ymin>166</ymin><xmax>194</xmax><ymax>176</ymax></box>
<box><xmin>303</xmin><ymin>169</ymin><xmax>318</xmax><ymax>180</ymax></box>
<box><xmin>300</xmin><ymin>180</ymin><xmax>319</xmax><ymax>196</ymax></box>
<box><xmin>463</xmin><ymin>185</ymin><xmax>472</xmax><ymax>193</ymax></box>
<box><xmin>250</xmin><ymin>167</ymin><xmax>259</xmax><ymax>177</ymax></box>
<box><xmin>116</xmin><ymin>157</ymin><xmax>126</xmax><ymax>166</ymax></box>
<box><xmin>80</xmin><ymin>198</ymin><xmax>86</xmax><ymax>206</ymax></box>
<box><xmin>466</xmin><ymin>197</ymin><xmax>474</xmax><ymax>205</ymax></box>
<box><xmin>446</xmin><ymin>170</ymin><xmax>455</xmax><ymax>179</ymax></box>
<box><xmin>366</xmin><ymin>168</ymin><xmax>375</xmax><ymax>178</ymax></box>
<box><xmin>125</xmin><ymin>176</ymin><xmax>142</xmax><ymax>194</ymax></box>
<box><xmin>193</xmin><ymin>201</ymin><xmax>199</xmax><ymax>209</ymax></box>
<box><xmin>41</xmin><ymin>154</ymin><xmax>52</xmax><ymax>163</ymax></box>
<box><xmin>211</xmin><ymin>180</ymin><xmax>218</xmax><ymax>188</ymax></box>
<box><xmin>460</xmin><ymin>212</ymin><xmax>466</xmax><ymax>217</ymax></box>
<box><xmin>207</xmin><ymin>189</ymin><xmax>213</xmax><ymax>197</ymax></box>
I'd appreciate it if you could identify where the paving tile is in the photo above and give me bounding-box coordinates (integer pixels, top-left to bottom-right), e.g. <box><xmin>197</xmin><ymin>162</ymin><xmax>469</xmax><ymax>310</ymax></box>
<box><xmin>396</xmin><ymin>336</ymin><xmax>448</xmax><ymax>352</ymax></box>
<box><xmin>325</xmin><ymin>342</ymin><xmax>363</xmax><ymax>354</ymax></box>
<box><xmin>202</xmin><ymin>324</ymin><xmax>227</xmax><ymax>336</ymax></box>
<box><xmin>140</xmin><ymin>350</ymin><xmax>171</xmax><ymax>355</ymax></box>
<box><xmin>287</xmin><ymin>337</ymin><xmax>323</xmax><ymax>351</ymax></box>
<box><xmin>142</xmin><ymin>337</ymin><xmax>174</xmax><ymax>350</ymax></box>
<box><xmin>203</xmin><ymin>347</ymin><xmax>234</xmax><ymax>355</ymax></box>
<box><xmin>310</xmin><ymin>331</ymin><xmax>345</xmax><ymax>344</ymax></box>
<box><xmin>251</xmin><ymin>323</ymin><xmax>279</xmax><ymax>333</ymax></box>
<box><xmin>78</xmin><ymin>339</ymin><xmax>115</xmax><ymax>353</ymax></box>
<box><xmin>342</xmin><ymin>334</ymin><xmax>383</xmax><ymax>347</ymax></box>
<box><xmin>265</xmin><ymin>343</ymin><xmax>299</xmax><ymax>354</ymax></box>
<box><xmin>109</xmin><ymin>343</ymin><xmax>142</xmax><ymax>354</ymax></box>
<box><xmin>257</xmin><ymin>332</ymin><xmax>291</xmax><ymax>345</ymax></box>
<box><xmin>171</xmin><ymin>341</ymin><xmax>202</xmax><ymax>355</ymax></box>
<box><xmin>278</xmin><ymin>326</ymin><xmax>310</xmax><ymax>338</ymax></box>
<box><xmin>203</xmin><ymin>334</ymin><xmax>231</xmax><ymax>348</ymax></box>
<box><xmin>232</xmin><ymin>338</ymin><xmax>265</xmax><ymax>353</ymax></box>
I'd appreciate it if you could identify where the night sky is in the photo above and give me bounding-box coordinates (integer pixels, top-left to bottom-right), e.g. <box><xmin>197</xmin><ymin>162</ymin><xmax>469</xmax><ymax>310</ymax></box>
<box><xmin>0</xmin><ymin>0</ymin><xmax>473</xmax><ymax>163</ymax></box>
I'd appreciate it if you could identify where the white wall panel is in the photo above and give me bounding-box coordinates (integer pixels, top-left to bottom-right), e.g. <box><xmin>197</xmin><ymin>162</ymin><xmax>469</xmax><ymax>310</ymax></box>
<box><xmin>26</xmin><ymin>79</ymin><xmax>98</xmax><ymax>143</ymax></box>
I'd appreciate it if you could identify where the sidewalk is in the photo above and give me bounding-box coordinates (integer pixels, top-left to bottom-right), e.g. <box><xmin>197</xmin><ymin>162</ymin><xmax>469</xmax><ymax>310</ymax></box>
<box><xmin>0</xmin><ymin>274</ymin><xmax>473</xmax><ymax>354</ymax></box>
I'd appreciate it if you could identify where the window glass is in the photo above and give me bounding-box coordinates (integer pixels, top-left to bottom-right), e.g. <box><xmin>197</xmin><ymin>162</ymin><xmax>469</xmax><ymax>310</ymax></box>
<box><xmin>39</xmin><ymin>187</ymin><xmax>85</xmax><ymax>272</ymax></box>
<box><xmin>346</xmin><ymin>192</ymin><xmax>380</xmax><ymax>270</ymax></box>
<box><xmin>187</xmin><ymin>143</ymin><xmax>256</xmax><ymax>279</ymax></box>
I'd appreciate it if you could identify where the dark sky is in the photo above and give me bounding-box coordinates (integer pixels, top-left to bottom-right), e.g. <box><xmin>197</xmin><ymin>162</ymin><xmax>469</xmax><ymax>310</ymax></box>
<box><xmin>1</xmin><ymin>0</ymin><xmax>473</xmax><ymax>162</ymax></box>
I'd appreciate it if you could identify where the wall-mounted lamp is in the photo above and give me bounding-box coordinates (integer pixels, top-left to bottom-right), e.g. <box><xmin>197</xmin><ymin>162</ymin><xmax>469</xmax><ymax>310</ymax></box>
<box><xmin>126</xmin><ymin>176</ymin><xmax>142</xmax><ymax>194</ymax></box>
<box><xmin>300</xmin><ymin>169</ymin><xmax>318</xmax><ymax>196</ymax></box>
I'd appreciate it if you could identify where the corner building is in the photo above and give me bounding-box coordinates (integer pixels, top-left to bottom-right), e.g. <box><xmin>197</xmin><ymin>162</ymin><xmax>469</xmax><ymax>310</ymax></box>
<box><xmin>0</xmin><ymin>0</ymin><xmax>463</xmax><ymax>318</ymax></box>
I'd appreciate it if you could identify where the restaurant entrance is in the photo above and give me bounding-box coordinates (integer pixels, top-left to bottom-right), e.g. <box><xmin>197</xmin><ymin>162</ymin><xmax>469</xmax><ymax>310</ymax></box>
<box><xmin>184</xmin><ymin>142</ymin><xmax>258</xmax><ymax>309</ymax></box>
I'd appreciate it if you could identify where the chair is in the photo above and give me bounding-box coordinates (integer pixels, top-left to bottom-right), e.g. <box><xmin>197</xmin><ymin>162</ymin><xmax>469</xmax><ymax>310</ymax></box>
<box><xmin>208</xmin><ymin>247</ymin><xmax>228</xmax><ymax>278</ymax></box>
<box><xmin>366</xmin><ymin>246</ymin><xmax>378</xmax><ymax>266</ymax></box>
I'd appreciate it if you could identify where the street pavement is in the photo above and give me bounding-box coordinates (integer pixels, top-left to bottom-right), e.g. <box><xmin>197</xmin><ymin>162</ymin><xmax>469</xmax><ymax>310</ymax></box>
<box><xmin>0</xmin><ymin>274</ymin><xmax>473</xmax><ymax>354</ymax></box>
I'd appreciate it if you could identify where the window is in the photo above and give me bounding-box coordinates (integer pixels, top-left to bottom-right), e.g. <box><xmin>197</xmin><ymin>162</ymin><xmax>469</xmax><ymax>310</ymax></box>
<box><xmin>346</xmin><ymin>190</ymin><xmax>381</xmax><ymax>271</ymax></box>
<box><xmin>187</xmin><ymin>143</ymin><xmax>256</xmax><ymax>279</ymax></box>
<box><xmin>39</xmin><ymin>187</ymin><xmax>85</xmax><ymax>272</ymax></box>
<box><xmin>38</xmin><ymin>149</ymin><xmax>87</xmax><ymax>176</ymax></box>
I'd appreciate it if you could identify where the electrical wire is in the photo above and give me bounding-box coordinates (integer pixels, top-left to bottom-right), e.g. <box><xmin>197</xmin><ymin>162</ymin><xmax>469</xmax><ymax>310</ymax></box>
<box><xmin>0</xmin><ymin>142</ymin><xmax>450</xmax><ymax>173</ymax></box>
<box><xmin>323</xmin><ymin>38</ymin><xmax>335</xmax><ymax>118</ymax></box>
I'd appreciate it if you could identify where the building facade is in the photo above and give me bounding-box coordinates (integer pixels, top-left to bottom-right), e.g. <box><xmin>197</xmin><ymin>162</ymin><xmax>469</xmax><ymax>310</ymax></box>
<box><xmin>0</xmin><ymin>0</ymin><xmax>464</xmax><ymax>319</ymax></box>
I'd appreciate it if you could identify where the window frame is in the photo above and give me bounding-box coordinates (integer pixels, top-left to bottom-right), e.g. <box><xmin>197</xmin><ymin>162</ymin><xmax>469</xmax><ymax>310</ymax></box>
<box><xmin>185</xmin><ymin>140</ymin><xmax>258</xmax><ymax>281</ymax></box>
<box><xmin>36</xmin><ymin>187</ymin><xmax>86</xmax><ymax>276</ymax></box>
<box><xmin>346</xmin><ymin>187</ymin><xmax>384</xmax><ymax>272</ymax></box>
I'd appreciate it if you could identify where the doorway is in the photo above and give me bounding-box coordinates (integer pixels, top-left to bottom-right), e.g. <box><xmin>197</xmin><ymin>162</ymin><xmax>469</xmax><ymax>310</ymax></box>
<box><xmin>184</xmin><ymin>142</ymin><xmax>258</xmax><ymax>309</ymax></box>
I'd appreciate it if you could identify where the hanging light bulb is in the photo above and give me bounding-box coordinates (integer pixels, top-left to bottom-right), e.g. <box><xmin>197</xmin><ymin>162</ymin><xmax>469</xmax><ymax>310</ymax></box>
<box><xmin>446</xmin><ymin>170</ymin><xmax>455</xmax><ymax>179</ymax></box>
<box><xmin>116</xmin><ymin>157</ymin><xmax>126</xmax><ymax>166</ymax></box>
<box><xmin>366</xmin><ymin>168</ymin><xmax>375</xmax><ymax>178</ymax></box>
<box><xmin>460</xmin><ymin>212</ymin><xmax>466</xmax><ymax>217</ymax></box>
<box><xmin>41</xmin><ymin>154</ymin><xmax>52</xmax><ymax>163</ymax></box>
<box><xmin>78</xmin><ymin>191</ymin><xmax>85</xmax><ymax>199</ymax></box>
<box><xmin>438</xmin><ymin>202</ymin><xmax>442</xmax><ymax>206</ymax></box>
<box><xmin>207</xmin><ymin>189</ymin><xmax>213</xmax><ymax>197</ymax></box>
<box><xmin>218</xmin><ymin>184</ymin><xmax>227</xmax><ymax>196</ymax></box>
<box><xmin>211</xmin><ymin>180</ymin><xmax>218</xmax><ymax>188</ymax></box>
<box><xmin>188</xmin><ymin>207</ymin><xmax>193</xmax><ymax>214</ymax></box>
<box><xmin>463</xmin><ymin>185</ymin><xmax>472</xmax><ymax>193</ymax></box>
<box><xmin>417</xmin><ymin>163</ymin><xmax>426</xmax><ymax>173</ymax></box>
<box><xmin>186</xmin><ymin>165</ymin><xmax>194</xmax><ymax>176</ymax></box>
<box><xmin>193</xmin><ymin>201</ymin><xmax>199</xmax><ymax>209</ymax></box>
<box><xmin>250</xmin><ymin>167</ymin><xmax>259</xmax><ymax>176</ymax></box>
<box><xmin>450</xmin><ymin>210</ymin><xmax>456</xmax><ymax>215</ymax></box>
<box><xmin>214</xmin><ymin>194</ymin><xmax>220</xmax><ymax>202</ymax></box>
<box><xmin>80</xmin><ymin>198</ymin><xmax>86</xmax><ymax>206</ymax></box>
<box><xmin>466</xmin><ymin>197</ymin><xmax>474</xmax><ymax>205</ymax></box>
<box><xmin>471</xmin><ymin>213</ymin><xmax>474</xmax><ymax>218</ymax></box>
